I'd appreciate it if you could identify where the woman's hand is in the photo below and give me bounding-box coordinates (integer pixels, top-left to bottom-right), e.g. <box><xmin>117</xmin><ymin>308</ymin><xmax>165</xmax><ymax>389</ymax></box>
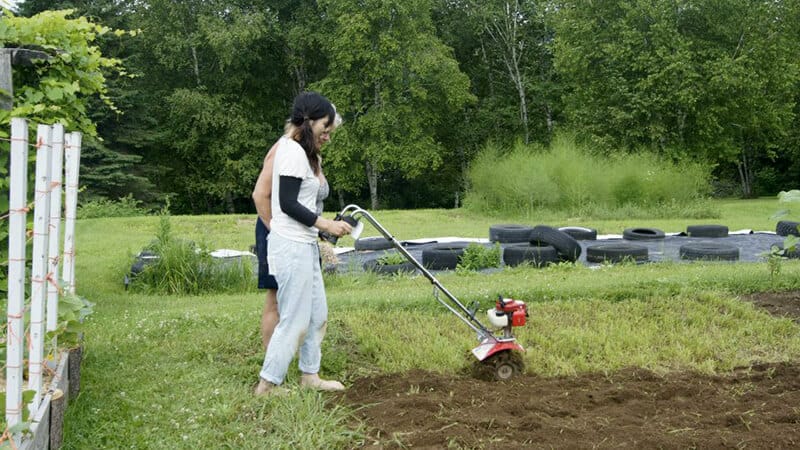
<box><xmin>318</xmin><ymin>217</ymin><xmax>352</xmax><ymax>237</ymax></box>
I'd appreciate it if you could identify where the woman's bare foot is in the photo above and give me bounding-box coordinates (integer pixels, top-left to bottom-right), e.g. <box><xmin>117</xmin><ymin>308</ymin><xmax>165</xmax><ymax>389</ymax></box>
<box><xmin>300</xmin><ymin>373</ymin><xmax>345</xmax><ymax>391</ymax></box>
<box><xmin>254</xmin><ymin>378</ymin><xmax>288</xmax><ymax>396</ymax></box>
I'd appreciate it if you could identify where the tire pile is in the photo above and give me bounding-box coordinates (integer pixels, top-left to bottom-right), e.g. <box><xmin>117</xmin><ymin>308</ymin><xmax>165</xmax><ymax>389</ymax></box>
<box><xmin>347</xmin><ymin>221</ymin><xmax>796</xmax><ymax>273</ymax></box>
<box><xmin>488</xmin><ymin>223</ymin><xmax>746</xmax><ymax>267</ymax></box>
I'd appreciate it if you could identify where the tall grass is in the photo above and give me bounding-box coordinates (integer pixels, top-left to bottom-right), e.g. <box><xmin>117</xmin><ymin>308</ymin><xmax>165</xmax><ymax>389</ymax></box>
<box><xmin>464</xmin><ymin>134</ymin><xmax>715</xmax><ymax>218</ymax></box>
<box><xmin>129</xmin><ymin>214</ymin><xmax>255</xmax><ymax>295</ymax></box>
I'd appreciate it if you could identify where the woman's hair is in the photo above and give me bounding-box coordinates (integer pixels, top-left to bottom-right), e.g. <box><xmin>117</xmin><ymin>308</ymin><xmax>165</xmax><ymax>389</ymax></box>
<box><xmin>284</xmin><ymin>92</ymin><xmax>335</xmax><ymax>175</ymax></box>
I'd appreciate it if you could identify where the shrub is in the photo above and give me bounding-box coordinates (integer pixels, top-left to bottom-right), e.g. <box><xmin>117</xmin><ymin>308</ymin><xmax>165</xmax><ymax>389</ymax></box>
<box><xmin>77</xmin><ymin>194</ymin><xmax>149</xmax><ymax>219</ymax></box>
<box><xmin>464</xmin><ymin>134</ymin><xmax>714</xmax><ymax>218</ymax></box>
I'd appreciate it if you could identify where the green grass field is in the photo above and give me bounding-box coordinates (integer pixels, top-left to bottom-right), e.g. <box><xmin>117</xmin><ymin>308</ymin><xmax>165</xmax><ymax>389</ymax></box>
<box><xmin>62</xmin><ymin>199</ymin><xmax>800</xmax><ymax>449</ymax></box>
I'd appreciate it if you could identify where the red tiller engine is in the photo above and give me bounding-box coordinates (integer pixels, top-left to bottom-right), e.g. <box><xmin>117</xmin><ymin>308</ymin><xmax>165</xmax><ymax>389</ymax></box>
<box><xmin>496</xmin><ymin>296</ymin><xmax>527</xmax><ymax>327</ymax></box>
<box><xmin>486</xmin><ymin>296</ymin><xmax>528</xmax><ymax>339</ymax></box>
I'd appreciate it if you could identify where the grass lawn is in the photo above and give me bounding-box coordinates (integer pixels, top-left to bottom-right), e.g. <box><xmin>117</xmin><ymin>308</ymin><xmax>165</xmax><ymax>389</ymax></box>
<box><xmin>62</xmin><ymin>198</ymin><xmax>800</xmax><ymax>449</ymax></box>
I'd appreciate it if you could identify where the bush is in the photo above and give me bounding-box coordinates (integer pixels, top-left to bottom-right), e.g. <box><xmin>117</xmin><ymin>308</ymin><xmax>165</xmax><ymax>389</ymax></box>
<box><xmin>456</xmin><ymin>243</ymin><xmax>501</xmax><ymax>273</ymax></box>
<box><xmin>77</xmin><ymin>194</ymin><xmax>149</xmax><ymax>219</ymax></box>
<box><xmin>464</xmin><ymin>134</ymin><xmax>714</xmax><ymax>218</ymax></box>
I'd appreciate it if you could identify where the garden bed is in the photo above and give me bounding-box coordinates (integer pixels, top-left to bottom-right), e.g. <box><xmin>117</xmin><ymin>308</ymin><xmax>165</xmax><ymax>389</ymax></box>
<box><xmin>17</xmin><ymin>349</ymin><xmax>73</xmax><ymax>450</ymax></box>
<box><xmin>337</xmin><ymin>290</ymin><xmax>800</xmax><ymax>448</ymax></box>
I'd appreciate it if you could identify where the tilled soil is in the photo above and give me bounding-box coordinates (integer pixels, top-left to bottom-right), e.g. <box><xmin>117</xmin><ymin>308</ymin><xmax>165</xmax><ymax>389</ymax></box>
<box><xmin>338</xmin><ymin>291</ymin><xmax>800</xmax><ymax>449</ymax></box>
<box><xmin>743</xmin><ymin>289</ymin><xmax>800</xmax><ymax>323</ymax></box>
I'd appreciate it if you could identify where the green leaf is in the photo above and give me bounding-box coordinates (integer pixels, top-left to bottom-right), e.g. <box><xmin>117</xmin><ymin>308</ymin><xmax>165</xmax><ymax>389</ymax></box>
<box><xmin>45</xmin><ymin>87</ymin><xmax>64</xmax><ymax>101</ymax></box>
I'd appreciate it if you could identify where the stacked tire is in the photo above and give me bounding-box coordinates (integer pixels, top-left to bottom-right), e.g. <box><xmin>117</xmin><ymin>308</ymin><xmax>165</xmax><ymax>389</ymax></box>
<box><xmin>422</xmin><ymin>243</ymin><xmax>469</xmax><ymax>270</ymax></box>
<box><xmin>686</xmin><ymin>225</ymin><xmax>729</xmax><ymax>238</ymax></box>
<box><xmin>586</xmin><ymin>243</ymin><xmax>648</xmax><ymax>264</ymax></box>
<box><xmin>558</xmin><ymin>226</ymin><xmax>597</xmax><ymax>241</ymax></box>
<box><xmin>776</xmin><ymin>220</ymin><xmax>800</xmax><ymax>237</ymax></box>
<box><xmin>503</xmin><ymin>243</ymin><xmax>559</xmax><ymax>267</ymax></box>
<box><xmin>679</xmin><ymin>243</ymin><xmax>739</xmax><ymax>261</ymax></box>
<box><xmin>354</xmin><ymin>236</ymin><xmax>395</xmax><ymax>251</ymax></box>
<box><xmin>529</xmin><ymin>225</ymin><xmax>582</xmax><ymax>262</ymax></box>
<box><xmin>489</xmin><ymin>224</ymin><xmax>534</xmax><ymax>243</ymax></box>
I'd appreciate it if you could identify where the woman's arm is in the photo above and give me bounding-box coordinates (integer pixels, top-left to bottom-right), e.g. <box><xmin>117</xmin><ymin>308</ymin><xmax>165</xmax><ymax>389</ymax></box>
<box><xmin>278</xmin><ymin>176</ymin><xmax>352</xmax><ymax>237</ymax></box>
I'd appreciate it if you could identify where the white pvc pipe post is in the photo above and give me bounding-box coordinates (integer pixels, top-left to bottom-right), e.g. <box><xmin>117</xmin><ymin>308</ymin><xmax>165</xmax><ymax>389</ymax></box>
<box><xmin>6</xmin><ymin>118</ymin><xmax>29</xmax><ymax>427</ymax></box>
<box><xmin>47</xmin><ymin>124</ymin><xmax>65</xmax><ymax>335</ymax></box>
<box><xmin>62</xmin><ymin>131</ymin><xmax>82</xmax><ymax>295</ymax></box>
<box><xmin>28</xmin><ymin>124</ymin><xmax>53</xmax><ymax>411</ymax></box>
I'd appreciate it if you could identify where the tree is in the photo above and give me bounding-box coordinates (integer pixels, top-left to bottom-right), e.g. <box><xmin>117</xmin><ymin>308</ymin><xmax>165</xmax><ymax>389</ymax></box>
<box><xmin>315</xmin><ymin>0</ymin><xmax>475</xmax><ymax>209</ymax></box>
<box><xmin>128</xmin><ymin>0</ymin><xmax>292</xmax><ymax>213</ymax></box>
<box><xmin>553</xmin><ymin>0</ymin><xmax>799</xmax><ymax>196</ymax></box>
<box><xmin>434</xmin><ymin>0</ymin><xmax>559</xmax><ymax>147</ymax></box>
<box><xmin>14</xmin><ymin>1</ymin><xmax>157</xmax><ymax>204</ymax></box>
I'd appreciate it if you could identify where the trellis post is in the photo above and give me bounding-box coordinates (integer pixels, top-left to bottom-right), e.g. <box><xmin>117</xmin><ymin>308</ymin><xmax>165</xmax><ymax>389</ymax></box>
<box><xmin>62</xmin><ymin>131</ymin><xmax>82</xmax><ymax>295</ymax></box>
<box><xmin>28</xmin><ymin>124</ymin><xmax>53</xmax><ymax>411</ymax></box>
<box><xmin>47</xmin><ymin>124</ymin><xmax>65</xmax><ymax>334</ymax></box>
<box><xmin>5</xmin><ymin>118</ymin><xmax>29</xmax><ymax>427</ymax></box>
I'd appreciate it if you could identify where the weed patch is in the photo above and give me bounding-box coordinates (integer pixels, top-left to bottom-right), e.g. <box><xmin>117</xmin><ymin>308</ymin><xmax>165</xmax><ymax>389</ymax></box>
<box><xmin>128</xmin><ymin>214</ymin><xmax>255</xmax><ymax>295</ymax></box>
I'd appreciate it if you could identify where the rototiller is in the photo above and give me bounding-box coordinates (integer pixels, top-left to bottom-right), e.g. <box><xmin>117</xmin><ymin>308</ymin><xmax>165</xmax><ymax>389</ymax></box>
<box><xmin>326</xmin><ymin>205</ymin><xmax>528</xmax><ymax>381</ymax></box>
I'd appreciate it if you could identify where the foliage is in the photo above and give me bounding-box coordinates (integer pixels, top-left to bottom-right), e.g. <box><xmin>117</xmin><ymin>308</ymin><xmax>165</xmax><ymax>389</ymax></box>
<box><xmin>552</xmin><ymin>0</ymin><xmax>800</xmax><ymax>197</ymax></box>
<box><xmin>7</xmin><ymin>1</ymin><xmax>800</xmax><ymax>213</ymax></box>
<box><xmin>456</xmin><ymin>242</ymin><xmax>501</xmax><ymax>273</ymax></box>
<box><xmin>124</xmin><ymin>0</ymin><xmax>291</xmax><ymax>213</ymax></box>
<box><xmin>46</xmin><ymin>291</ymin><xmax>94</xmax><ymax>349</ymax></box>
<box><xmin>128</xmin><ymin>213</ymin><xmax>256</xmax><ymax>295</ymax></box>
<box><xmin>464</xmin><ymin>134</ymin><xmax>713</xmax><ymax>217</ymax></box>
<box><xmin>314</xmin><ymin>0</ymin><xmax>475</xmax><ymax>209</ymax></box>
<box><xmin>376</xmin><ymin>251</ymin><xmax>406</xmax><ymax>266</ymax></box>
<box><xmin>77</xmin><ymin>193</ymin><xmax>149</xmax><ymax>219</ymax></box>
<box><xmin>0</xmin><ymin>9</ymin><xmax>131</xmax><ymax>213</ymax></box>
<box><xmin>0</xmin><ymin>9</ymin><xmax>130</xmax><ymax>135</ymax></box>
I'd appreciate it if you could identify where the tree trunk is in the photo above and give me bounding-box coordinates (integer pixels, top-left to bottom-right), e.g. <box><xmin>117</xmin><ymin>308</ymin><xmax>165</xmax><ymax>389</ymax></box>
<box><xmin>545</xmin><ymin>103</ymin><xmax>553</xmax><ymax>135</ymax></box>
<box><xmin>294</xmin><ymin>65</ymin><xmax>306</xmax><ymax>93</ymax></box>
<box><xmin>0</xmin><ymin>50</ymin><xmax>12</xmax><ymax>111</ymax></box>
<box><xmin>366</xmin><ymin>81</ymin><xmax>382</xmax><ymax>210</ymax></box>
<box><xmin>288</xmin><ymin>48</ymin><xmax>307</xmax><ymax>94</ymax></box>
<box><xmin>337</xmin><ymin>189</ymin><xmax>345</xmax><ymax>211</ymax></box>
<box><xmin>486</xmin><ymin>0</ymin><xmax>529</xmax><ymax>144</ymax></box>
<box><xmin>366</xmin><ymin>159</ymin><xmax>379</xmax><ymax>210</ymax></box>
<box><xmin>225</xmin><ymin>191</ymin><xmax>235</xmax><ymax>213</ymax></box>
<box><xmin>190</xmin><ymin>45</ymin><xmax>201</xmax><ymax>87</ymax></box>
<box><xmin>514</xmin><ymin>72</ymin><xmax>529</xmax><ymax>144</ymax></box>
<box><xmin>737</xmin><ymin>147</ymin><xmax>753</xmax><ymax>198</ymax></box>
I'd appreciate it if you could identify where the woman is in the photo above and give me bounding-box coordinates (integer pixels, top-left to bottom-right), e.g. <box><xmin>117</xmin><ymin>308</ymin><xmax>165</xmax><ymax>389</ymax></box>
<box><xmin>251</xmin><ymin>111</ymin><xmax>341</xmax><ymax>352</ymax></box>
<box><xmin>255</xmin><ymin>92</ymin><xmax>351</xmax><ymax>395</ymax></box>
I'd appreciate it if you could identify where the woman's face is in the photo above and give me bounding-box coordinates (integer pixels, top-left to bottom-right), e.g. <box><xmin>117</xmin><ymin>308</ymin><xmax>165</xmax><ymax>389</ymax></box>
<box><xmin>311</xmin><ymin>119</ymin><xmax>334</xmax><ymax>149</ymax></box>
